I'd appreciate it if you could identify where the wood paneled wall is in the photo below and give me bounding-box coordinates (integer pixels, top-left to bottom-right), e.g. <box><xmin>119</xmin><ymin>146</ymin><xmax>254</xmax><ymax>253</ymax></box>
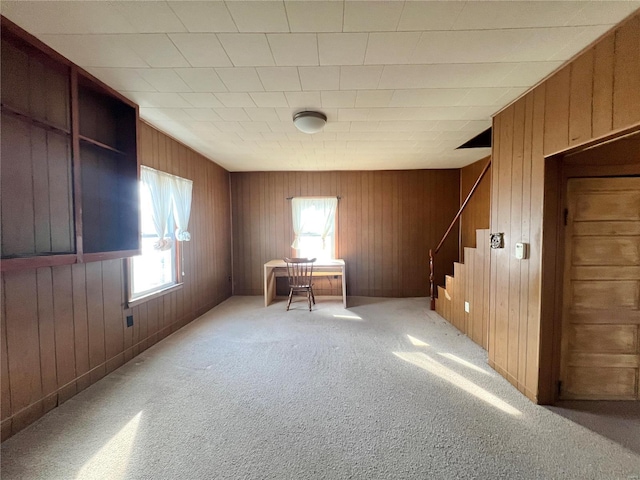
<box><xmin>460</xmin><ymin>156</ymin><xmax>491</xmax><ymax>259</ymax></box>
<box><xmin>1</xmin><ymin>121</ymin><xmax>232</xmax><ymax>439</ymax></box>
<box><xmin>436</xmin><ymin>229</ymin><xmax>491</xmax><ymax>350</ymax></box>
<box><xmin>231</xmin><ymin>170</ymin><xmax>460</xmax><ymax>298</ymax></box>
<box><xmin>489</xmin><ymin>12</ymin><xmax>640</xmax><ymax>403</ymax></box>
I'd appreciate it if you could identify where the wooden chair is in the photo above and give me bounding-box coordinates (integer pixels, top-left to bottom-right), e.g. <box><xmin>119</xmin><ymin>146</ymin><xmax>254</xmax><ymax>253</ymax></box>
<box><xmin>283</xmin><ymin>257</ymin><xmax>316</xmax><ymax>311</ymax></box>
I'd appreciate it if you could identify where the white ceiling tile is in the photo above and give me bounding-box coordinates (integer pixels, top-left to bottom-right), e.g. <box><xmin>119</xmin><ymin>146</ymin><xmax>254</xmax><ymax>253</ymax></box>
<box><xmin>136</xmin><ymin>69</ymin><xmax>192</xmax><ymax>92</ymax></box>
<box><xmin>338</xmin><ymin>109</ymin><xmax>371</xmax><ymax>122</ymax></box>
<box><xmin>350</xmin><ymin>121</ymin><xmax>380</xmax><ymax>132</ymax></box>
<box><xmin>321</xmin><ymin>91</ymin><xmax>357</xmax><ymax>108</ymax></box>
<box><xmin>378</xmin><ymin>121</ymin><xmax>438</xmax><ymax>132</ymax></box>
<box><xmin>167</xmin><ymin>2</ymin><xmax>237</xmax><ymax>32</ymax></box>
<box><xmin>275</xmin><ymin>108</ymin><xmax>296</xmax><ymax>121</ymax></box>
<box><xmin>249</xmin><ymin>92</ymin><xmax>289</xmax><ymax>108</ymax></box>
<box><xmin>212</xmin><ymin>121</ymin><xmax>245</xmax><ymax>133</ymax></box>
<box><xmin>496</xmin><ymin>62</ymin><xmax>564</xmax><ymax>87</ymax></box>
<box><xmin>1</xmin><ymin>1</ymin><xmax>136</xmax><ymax>34</ymax></box>
<box><xmin>285</xmin><ymin>1</ymin><xmax>343</xmax><ymax>33</ymax></box>
<box><xmin>267</xmin><ymin>121</ymin><xmax>298</xmax><ymax>133</ymax></box>
<box><xmin>179</xmin><ymin>93</ymin><xmax>224</xmax><ymax>108</ymax></box>
<box><xmin>111</xmin><ymin>2</ymin><xmax>185</xmax><ymax>33</ymax></box>
<box><xmin>453</xmin><ymin>1</ymin><xmax>588</xmax><ymax>31</ymax></box>
<box><xmin>237</xmin><ymin>131</ymin><xmax>266</xmax><ymax>141</ymax></box>
<box><xmin>456</xmin><ymin>88</ymin><xmax>525</xmax><ymax>107</ymax></box>
<box><xmin>84</xmin><ymin>67</ymin><xmax>157</xmax><ymax>92</ymax></box>
<box><xmin>298</xmin><ymin>67</ymin><xmax>340</xmax><ymax>91</ymax></box>
<box><xmin>365</xmin><ymin>33</ymin><xmax>421</xmax><ymax>65</ymax></box>
<box><xmin>390</xmin><ymin>89</ymin><xmax>469</xmax><ymax>108</ymax></box>
<box><xmin>215</xmin><ymin>92</ymin><xmax>257</xmax><ymax>108</ymax></box>
<box><xmin>547</xmin><ymin>25</ymin><xmax>613</xmax><ymax>62</ymax></box>
<box><xmin>343</xmin><ymin>1</ymin><xmax>404</xmax><ymax>32</ymax></box>
<box><xmin>340</xmin><ymin>66</ymin><xmax>383</xmax><ymax>90</ymax></box>
<box><xmin>239</xmin><ymin>121</ymin><xmax>272</xmax><ymax>133</ymax></box>
<box><xmin>126</xmin><ymin>92</ymin><xmax>191</xmax><ymax>108</ymax></box>
<box><xmin>124</xmin><ymin>34</ymin><xmax>189</xmax><ymax>67</ymax></box>
<box><xmin>174</xmin><ymin>68</ymin><xmax>228</xmax><ymax>92</ymax></box>
<box><xmin>285</xmin><ymin>91</ymin><xmax>322</xmax><ymax>109</ymax></box>
<box><xmin>226</xmin><ymin>1</ymin><xmax>289</xmax><ymax>33</ymax></box>
<box><xmin>411</xmin><ymin>30</ymin><xmax>527</xmax><ymax>64</ymax></box>
<box><xmin>169</xmin><ymin>34</ymin><xmax>232</xmax><ymax>67</ymax></box>
<box><xmin>379</xmin><ymin>64</ymin><xmax>519</xmax><ymax>89</ymax></box>
<box><xmin>318</xmin><ymin>34</ymin><xmax>368</xmax><ymax>65</ymax></box>
<box><xmin>39</xmin><ymin>34</ymin><xmax>147</xmax><ymax>67</ymax></box>
<box><xmin>264</xmin><ymin>132</ymin><xmax>291</xmax><ymax>141</ymax></box>
<box><xmin>355</xmin><ymin>90</ymin><xmax>394</xmax><ymax>108</ymax></box>
<box><xmin>567</xmin><ymin>1</ymin><xmax>640</xmax><ymax>26</ymax></box>
<box><xmin>216</xmin><ymin>68</ymin><xmax>264</xmax><ymax>92</ymax></box>
<box><xmin>459</xmin><ymin>106</ymin><xmax>499</xmax><ymax>121</ymax></box>
<box><xmin>213</xmin><ymin>108</ymin><xmax>251</xmax><ymax>121</ymax></box>
<box><xmin>185</xmin><ymin>108</ymin><xmax>223</xmax><ymax>121</ymax></box>
<box><xmin>218</xmin><ymin>34</ymin><xmax>275</xmax><ymax>67</ymax></box>
<box><xmin>244</xmin><ymin>108</ymin><xmax>282</xmax><ymax>121</ymax></box>
<box><xmin>323</xmin><ymin>122</ymin><xmax>352</xmax><ymax>133</ymax></box>
<box><xmin>397</xmin><ymin>2</ymin><xmax>465</xmax><ymax>32</ymax></box>
<box><xmin>257</xmin><ymin>67</ymin><xmax>302</xmax><ymax>91</ymax></box>
<box><xmin>140</xmin><ymin>107</ymin><xmax>194</xmax><ymax>122</ymax></box>
<box><xmin>267</xmin><ymin>34</ymin><xmax>319</xmax><ymax>66</ymax></box>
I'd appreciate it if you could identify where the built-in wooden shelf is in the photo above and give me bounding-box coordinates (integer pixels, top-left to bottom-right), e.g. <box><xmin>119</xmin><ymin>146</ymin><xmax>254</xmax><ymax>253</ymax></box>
<box><xmin>78</xmin><ymin>134</ymin><xmax>126</xmax><ymax>155</ymax></box>
<box><xmin>1</xmin><ymin>103</ymin><xmax>71</xmax><ymax>136</ymax></box>
<box><xmin>1</xmin><ymin>17</ymin><xmax>140</xmax><ymax>269</ymax></box>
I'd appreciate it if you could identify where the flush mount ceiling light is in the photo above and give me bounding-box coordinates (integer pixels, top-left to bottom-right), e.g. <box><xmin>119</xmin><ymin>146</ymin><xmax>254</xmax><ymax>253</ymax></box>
<box><xmin>293</xmin><ymin>111</ymin><xmax>327</xmax><ymax>134</ymax></box>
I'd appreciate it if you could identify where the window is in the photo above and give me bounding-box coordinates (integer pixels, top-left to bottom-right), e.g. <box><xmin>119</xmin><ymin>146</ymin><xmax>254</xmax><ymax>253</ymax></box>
<box><xmin>128</xmin><ymin>166</ymin><xmax>193</xmax><ymax>304</ymax></box>
<box><xmin>291</xmin><ymin>197</ymin><xmax>338</xmax><ymax>260</ymax></box>
<box><xmin>129</xmin><ymin>181</ymin><xmax>178</xmax><ymax>300</ymax></box>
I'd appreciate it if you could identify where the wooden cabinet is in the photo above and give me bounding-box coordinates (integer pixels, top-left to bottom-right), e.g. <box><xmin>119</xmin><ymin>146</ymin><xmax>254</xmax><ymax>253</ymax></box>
<box><xmin>0</xmin><ymin>18</ymin><xmax>140</xmax><ymax>270</ymax></box>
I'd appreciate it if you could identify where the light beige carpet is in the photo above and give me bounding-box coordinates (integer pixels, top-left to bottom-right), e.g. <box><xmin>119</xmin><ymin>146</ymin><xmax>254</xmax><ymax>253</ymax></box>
<box><xmin>2</xmin><ymin>296</ymin><xmax>639</xmax><ymax>479</ymax></box>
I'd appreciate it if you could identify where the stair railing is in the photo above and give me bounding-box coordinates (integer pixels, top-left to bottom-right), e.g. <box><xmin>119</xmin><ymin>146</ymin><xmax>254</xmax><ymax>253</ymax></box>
<box><xmin>430</xmin><ymin>157</ymin><xmax>491</xmax><ymax>310</ymax></box>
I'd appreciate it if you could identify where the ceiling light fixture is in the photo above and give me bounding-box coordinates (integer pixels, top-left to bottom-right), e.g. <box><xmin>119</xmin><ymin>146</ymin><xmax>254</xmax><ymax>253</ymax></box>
<box><xmin>293</xmin><ymin>111</ymin><xmax>327</xmax><ymax>134</ymax></box>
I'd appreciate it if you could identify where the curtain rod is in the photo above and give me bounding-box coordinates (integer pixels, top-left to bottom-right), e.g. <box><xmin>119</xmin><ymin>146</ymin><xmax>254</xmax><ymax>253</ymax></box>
<box><xmin>286</xmin><ymin>196</ymin><xmax>341</xmax><ymax>200</ymax></box>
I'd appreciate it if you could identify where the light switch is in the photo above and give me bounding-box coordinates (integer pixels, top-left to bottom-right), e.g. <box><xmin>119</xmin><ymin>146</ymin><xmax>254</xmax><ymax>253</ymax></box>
<box><xmin>515</xmin><ymin>242</ymin><xmax>528</xmax><ymax>260</ymax></box>
<box><xmin>464</xmin><ymin>301</ymin><xmax>470</xmax><ymax>313</ymax></box>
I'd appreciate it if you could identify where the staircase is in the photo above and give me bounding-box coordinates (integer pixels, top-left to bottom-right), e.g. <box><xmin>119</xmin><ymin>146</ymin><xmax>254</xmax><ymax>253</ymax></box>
<box><xmin>435</xmin><ymin>229</ymin><xmax>490</xmax><ymax>350</ymax></box>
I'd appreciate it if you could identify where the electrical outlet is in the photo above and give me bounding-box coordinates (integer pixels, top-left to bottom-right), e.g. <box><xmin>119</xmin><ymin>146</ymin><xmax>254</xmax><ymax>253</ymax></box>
<box><xmin>126</xmin><ymin>315</ymin><xmax>133</xmax><ymax>328</ymax></box>
<box><xmin>464</xmin><ymin>301</ymin><xmax>470</xmax><ymax>313</ymax></box>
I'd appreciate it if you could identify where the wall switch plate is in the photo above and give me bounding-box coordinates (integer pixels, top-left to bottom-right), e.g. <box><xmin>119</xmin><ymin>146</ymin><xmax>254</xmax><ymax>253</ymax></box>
<box><xmin>515</xmin><ymin>242</ymin><xmax>528</xmax><ymax>260</ymax></box>
<box><xmin>464</xmin><ymin>301</ymin><xmax>470</xmax><ymax>313</ymax></box>
<box><xmin>126</xmin><ymin>315</ymin><xmax>134</xmax><ymax>328</ymax></box>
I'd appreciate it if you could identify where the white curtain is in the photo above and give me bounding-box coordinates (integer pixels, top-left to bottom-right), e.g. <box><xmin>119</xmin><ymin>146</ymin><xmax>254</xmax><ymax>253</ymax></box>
<box><xmin>141</xmin><ymin>166</ymin><xmax>173</xmax><ymax>251</ymax></box>
<box><xmin>290</xmin><ymin>197</ymin><xmax>338</xmax><ymax>249</ymax></box>
<box><xmin>171</xmin><ymin>176</ymin><xmax>193</xmax><ymax>241</ymax></box>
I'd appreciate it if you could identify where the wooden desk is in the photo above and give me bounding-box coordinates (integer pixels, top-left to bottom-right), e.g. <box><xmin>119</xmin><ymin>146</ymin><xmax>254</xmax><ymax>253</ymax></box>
<box><xmin>264</xmin><ymin>259</ymin><xmax>346</xmax><ymax>308</ymax></box>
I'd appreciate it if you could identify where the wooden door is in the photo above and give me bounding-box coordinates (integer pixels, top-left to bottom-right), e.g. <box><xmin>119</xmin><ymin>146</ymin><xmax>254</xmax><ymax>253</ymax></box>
<box><xmin>560</xmin><ymin>177</ymin><xmax>640</xmax><ymax>400</ymax></box>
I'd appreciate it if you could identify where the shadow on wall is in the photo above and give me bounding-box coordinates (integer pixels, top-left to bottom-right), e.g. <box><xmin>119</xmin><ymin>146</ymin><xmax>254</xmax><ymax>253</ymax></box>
<box><xmin>546</xmin><ymin>402</ymin><xmax>640</xmax><ymax>455</ymax></box>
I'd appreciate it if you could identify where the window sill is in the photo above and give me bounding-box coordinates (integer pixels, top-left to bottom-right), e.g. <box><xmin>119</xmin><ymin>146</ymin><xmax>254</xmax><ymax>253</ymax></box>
<box><xmin>127</xmin><ymin>282</ymin><xmax>183</xmax><ymax>308</ymax></box>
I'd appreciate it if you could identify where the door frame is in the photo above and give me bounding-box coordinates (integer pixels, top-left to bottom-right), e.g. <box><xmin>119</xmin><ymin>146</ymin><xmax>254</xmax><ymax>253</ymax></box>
<box><xmin>538</xmin><ymin>128</ymin><xmax>640</xmax><ymax>404</ymax></box>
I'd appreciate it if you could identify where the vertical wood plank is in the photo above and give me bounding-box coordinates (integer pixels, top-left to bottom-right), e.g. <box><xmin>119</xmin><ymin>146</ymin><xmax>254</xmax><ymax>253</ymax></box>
<box><xmin>508</xmin><ymin>98</ymin><xmax>525</xmax><ymax>378</ymax></box>
<box><xmin>543</xmin><ymin>65</ymin><xmax>571</xmax><ymax>156</ymax></box>
<box><xmin>52</xmin><ymin>265</ymin><xmax>76</xmax><ymax>401</ymax></box>
<box><xmin>569</xmin><ymin>50</ymin><xmax>594</xmax><ymax>146</ymax></box>
<box><xmin>4</xmin><ymin>271</ymin><xmax>42</xmax><ymax>420</ymax></box>
<box><xmin>592</xmin><ymin>34</ymin><xmax>615</xmax><ymax>138</ymax></box>
<box><xmin>85</xmin><ymin>261</ymin><xmax>105</xmax><ymax>383</ymax></box>
<box><xmin>612</xmin><ymin>15</ymin><xmax>640</xmax><ymax>129</ymax></box>
<box><xmin>72</xmin><ymin>263</ymin><xmax>90</xmax><ymax>392</ymax></box>
<box><xmin>36</xmin><ymin>268</ymin><xmax>57</xmax><ymax>411</ymax></box>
